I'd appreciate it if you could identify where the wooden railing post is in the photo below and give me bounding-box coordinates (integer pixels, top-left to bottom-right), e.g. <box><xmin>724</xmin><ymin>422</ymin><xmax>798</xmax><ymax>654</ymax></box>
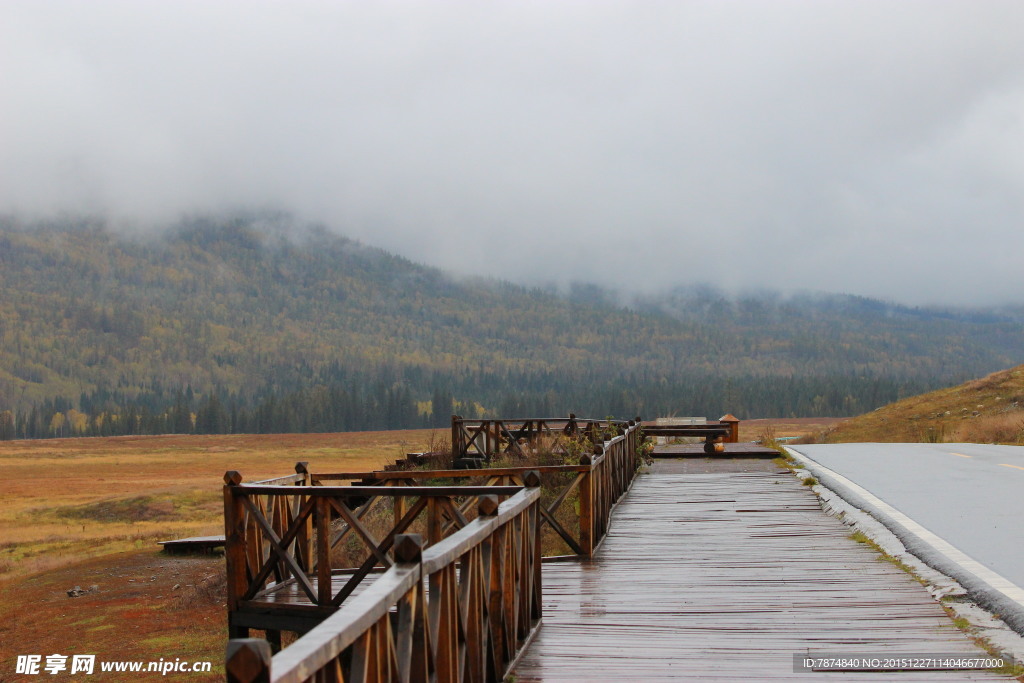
<box><xmin>394</xmin><ymin>488</ymin><xmax>408</xmax><ymax>530</ymax></box>
<box><xmin>295</xmin><ymin>461</ymin><xmax>310</xmax><ymax>485</ymax></box>
<box><xmin>393</xmin><ymin>534</ymin><xmax>429</xmax><ymax>683</ymax></box>
<box><xmin>578</xmin><ymin>454</ymin><xmax>594</xmax><ymax>556</ymax></box>
<box><xmin>427</xmin><ymin>497</ymin><xmax>443</xmax><ymax>546</ymax></box>
<box><xmin>294</xmin><ymin>462</ymin><xmax>313</xmax><ymax>573</ymax></box>
<box><xmin>226</xmin><ymin>638</ymin><xmax>271</xmax><ymax>683</ymax></box>
<box><xmin>316</xmin><ymin>496</ymin><xmax>332</xmax><ymax>606</ymax></box>
<box><xmin>593</xmin><ymin>443</ymin><xmax>608</xmax><ymax>542</ymax></box>
<box><xmin>523</xmin><ymin>470</ymin><xmax>543</xmax><ymax>623</ymax></box>
<box><xmin>223</xmin><ymin>471</ymin><xmax>249</xmax><ymax>638</ymax></box>
<box><xmin>720</xmin><ymin>414</ymin><xmax>740</xmax><ymax>443</ymax></box>
<box><xmin>451</xmin><ymin>414</ymin><xmax>462</xmax><ymax>459</ymax></box>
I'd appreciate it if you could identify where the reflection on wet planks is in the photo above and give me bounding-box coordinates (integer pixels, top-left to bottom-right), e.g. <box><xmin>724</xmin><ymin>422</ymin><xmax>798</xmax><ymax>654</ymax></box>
<box><xmin>513</xmin><ymin>465</ymin><xmax>1012</xmax><ymax>681</ymax></box>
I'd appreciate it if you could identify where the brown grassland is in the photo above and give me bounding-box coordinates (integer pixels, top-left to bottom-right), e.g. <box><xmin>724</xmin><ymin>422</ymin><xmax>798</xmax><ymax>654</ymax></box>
<box><xmin>738</xmin><ymin>417</ymin><xmax>844</xmax><ymax>442</ymax></box>
<box><xmin>0</xmin><ymin>429</ymin><xmax>434</xmax><ymax>680</ymax></box>
<box><xmin>809</xmin><ymin>364</ymin><xmax>1024</xmax><ymax>444</ymax></box>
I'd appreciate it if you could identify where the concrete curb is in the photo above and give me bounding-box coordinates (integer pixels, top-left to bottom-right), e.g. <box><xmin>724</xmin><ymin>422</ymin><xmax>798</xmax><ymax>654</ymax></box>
<box><xmin>786</xmin><ymin>446</ymin><xmax>1024</xmax><ymax>639</ymax></box>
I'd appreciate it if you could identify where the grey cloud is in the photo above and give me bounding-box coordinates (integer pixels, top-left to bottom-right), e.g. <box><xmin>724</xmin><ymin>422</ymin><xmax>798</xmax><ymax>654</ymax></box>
<box><xmin>2</xmin><ymin>1</ymin><xmax>1022</xmax><ymax>305</ymax></box>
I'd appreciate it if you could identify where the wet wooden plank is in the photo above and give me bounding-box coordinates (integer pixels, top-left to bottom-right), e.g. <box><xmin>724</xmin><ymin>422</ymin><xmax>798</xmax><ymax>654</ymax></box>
<box><xmin>512</xmin><ymin>463</ymin><xmax>1011</xmax><ymax>681</ymax></box>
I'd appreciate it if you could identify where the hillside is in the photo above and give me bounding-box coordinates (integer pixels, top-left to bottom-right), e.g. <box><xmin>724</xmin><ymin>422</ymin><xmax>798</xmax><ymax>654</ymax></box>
<box><xmin>823</xmin><ymin>365</ymin><xmax>1024</xmax><ymax>443</ymax></box>
<box><xmin>2</xmin><ymin>212</ymin><xmax>1024</xmax><ymax>438</ymax></box>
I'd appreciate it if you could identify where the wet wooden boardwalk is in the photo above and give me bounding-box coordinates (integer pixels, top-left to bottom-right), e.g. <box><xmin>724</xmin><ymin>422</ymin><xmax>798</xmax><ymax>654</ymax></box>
<box><xmin>511</xmin><ymin>458</ymin><xmax>1011</xmax><ymax>681</ymax></box>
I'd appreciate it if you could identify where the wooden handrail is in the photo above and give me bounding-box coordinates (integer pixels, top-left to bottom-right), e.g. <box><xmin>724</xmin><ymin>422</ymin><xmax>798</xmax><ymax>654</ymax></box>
<box><xmin>315</xmin><ymin>464</ymin><xmax>592</xmax><ymax>481</ymax></box>
<box><xmin>249</xmin><ymin>473</ymin><xmax>307</xmax><ymax>486</ymax></box>
<box><xmin>231</xmin><ymin>484</ymin><xmax>525</xmax><ymax>496</ymax></box>
<box><xmin>228</xmin><ymin>485</ymin><xmax>544</xmax><ymax>683</ymax></box>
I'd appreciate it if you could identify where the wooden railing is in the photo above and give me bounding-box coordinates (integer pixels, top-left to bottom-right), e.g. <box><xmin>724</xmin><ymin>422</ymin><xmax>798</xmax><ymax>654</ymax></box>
<box><xmin>224</xmin><ymin>417</ymin><xmax>645</xmax><ymax>680</ymax></box>
<box><xmin>321</xmin><ymin>419</ymin><xmax>642</xmax><ymax>557</ymax></box>
<box><xmin>226</xmin><ymin>482</ymin><xmax>543</xmax><ymax>683</ymax></box>
<box><xmin>450</xmin><ymin>414</ymin><xmax>635</xmax><ymax>463</ymax></box>
<box><xmin>223</xmin><ymin>466</ymin><xmax>524</xmax><ymax>639</ymax></box>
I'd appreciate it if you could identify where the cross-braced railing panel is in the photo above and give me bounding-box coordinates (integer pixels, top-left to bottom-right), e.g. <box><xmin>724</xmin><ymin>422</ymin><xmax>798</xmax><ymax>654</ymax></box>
<box><xmin>450</xmin><ymin>415</ymin><xmax>631</xmax><ymax>462</ymax></box>
<box><xmin>224</xmin><ymin>468</ymin><xmax>525</xmax><ymax>638</ymax></box>
<box><xmin>316</xmin><ymin>420</ymin><xmax>642</xmax><ymax>559</ymax></box>
<box><xmin>316</xmin><ymin>465</ymin><xmax>589</xmax><ymax>558</ymax></box>
<box><xmin>227</xmin><ymin>485</ymin><xmax>543</xmax><ymax>683</ymax></box>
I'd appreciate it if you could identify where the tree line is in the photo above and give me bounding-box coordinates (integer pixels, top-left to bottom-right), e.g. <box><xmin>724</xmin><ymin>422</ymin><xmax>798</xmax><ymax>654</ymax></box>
<box><xmin>0</xmin><ymin>370</ymin><xmax>942</xmax><ymax>441</ymax></box>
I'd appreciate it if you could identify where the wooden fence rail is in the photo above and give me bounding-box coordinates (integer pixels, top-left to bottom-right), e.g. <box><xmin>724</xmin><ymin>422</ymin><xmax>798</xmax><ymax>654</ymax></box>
<box><xmin>227</xmin><ymin>481</ymin><xmax>543</xmax><ymax>683</ymax></box>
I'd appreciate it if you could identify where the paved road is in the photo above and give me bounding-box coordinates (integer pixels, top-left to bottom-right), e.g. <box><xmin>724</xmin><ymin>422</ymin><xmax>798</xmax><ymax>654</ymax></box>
<box><xmin>789</xmin><ymin>443</ymin><xmax>1024</xmax><ymax>634</ymax></box>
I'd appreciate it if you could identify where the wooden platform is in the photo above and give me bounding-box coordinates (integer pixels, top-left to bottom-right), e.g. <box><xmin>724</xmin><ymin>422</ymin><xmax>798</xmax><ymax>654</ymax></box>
<box><xmin>511</xmin><ymin>459</ymin><xmax>1011</xmax><ymax>681</ymax></box>
<box><xmin>158</xmin><ymin>535</ymin><xmax>225</xmax><ymax>553</ymax></box>
<box><xmin>652</xmin><ymin>442</ymin><xmax>781</xmax><ymax>458</ymax></box>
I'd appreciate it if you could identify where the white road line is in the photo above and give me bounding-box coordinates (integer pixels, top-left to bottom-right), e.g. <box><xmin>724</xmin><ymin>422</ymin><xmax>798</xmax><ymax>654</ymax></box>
<box><xmin>787</xmin><ymin>447</ymin><xmax>1024</xmax><ymax>610</ymax></box>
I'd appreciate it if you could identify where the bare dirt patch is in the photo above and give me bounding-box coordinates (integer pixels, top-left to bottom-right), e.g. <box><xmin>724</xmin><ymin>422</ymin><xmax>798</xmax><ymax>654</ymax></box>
<box><xmin>0</xmin><ymin>549</ymin><xmax>225</xmax><ymax>681</ymax></box>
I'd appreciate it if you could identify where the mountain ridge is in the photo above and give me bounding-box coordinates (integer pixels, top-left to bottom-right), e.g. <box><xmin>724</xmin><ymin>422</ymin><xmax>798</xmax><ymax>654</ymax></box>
<box><xmin>2</xmin><ymin>212</ymin><xmax>1023</xmax><ymax>437</ymax></box>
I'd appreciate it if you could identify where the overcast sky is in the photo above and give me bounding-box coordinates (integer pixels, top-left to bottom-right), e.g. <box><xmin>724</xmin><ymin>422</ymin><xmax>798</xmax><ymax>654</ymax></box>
<box><xmin>2</xmin><ymin>1</ymin><xmax>1022</xmax><ymax>305</ymax></box>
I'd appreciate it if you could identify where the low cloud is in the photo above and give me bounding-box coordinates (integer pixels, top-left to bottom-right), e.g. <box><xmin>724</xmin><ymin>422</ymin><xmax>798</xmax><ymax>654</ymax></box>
<box><xmin>2</xmin><ymin>1</ymin><xmax>1022</xmax><ymax>305</ymax></box>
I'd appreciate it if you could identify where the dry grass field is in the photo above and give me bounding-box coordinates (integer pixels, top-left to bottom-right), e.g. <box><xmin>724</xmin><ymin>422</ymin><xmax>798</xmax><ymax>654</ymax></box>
<box><xmin>738</xmin><ymin>416</ymin><xmax>843</xmax><ymax>442</ymax></box>
<box><xmin>814</xmin><ymin>365</ymin><xmax>1024</xmax><ymax>444</ymax></box>
<box><xmin>0</xmin><ymin>429</ymin><xmax>435</xmax><ymax>680</ymax></box>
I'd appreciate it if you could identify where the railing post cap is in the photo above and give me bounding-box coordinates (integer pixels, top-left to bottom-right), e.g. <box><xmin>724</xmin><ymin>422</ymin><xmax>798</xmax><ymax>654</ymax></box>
<box><xmin>635</xmin><ymin>415</ymin><xmax>642</xmax><ymax>423</ymax></box>
<box><xmin>568</xmin><ymin>412</ymin><xmax>576</xmax><ymax>419</ymax></box>
<box><xmin>224</xmin><ymin>471</ymin><xmax>243</xmax><ymax>485</ymax></box>
<box><xmin>523</xmin><ymin>470</ymin><xmax>542</xmax><ymax>488</ymax></box>
<box><xmin>720</xmin><ymin>414</ymin><xmax>739</xmax><ymax>423</ymax></box>
<box><xmin>393</xmin><ymin>533</ymin><xmax>424</xmax><ymax>564</ymax></box>
<box><xmin>294</xmin><ymin>461</ymin><xmax>309</xmax><ymax>474</ymax></box>
<box><xmin>225</xmin><ymin>638</ymin><xmax>271</xmax><ymax>683</ymax></box>
<box><xmin>478</xmin><ymin>494</ymin><xmax>500</xmax><ymax>516</ymax></box>
<box><xmin>580</xmin><ymin>454</ymin><xmax>592</xmax><ymax>466</ymax></box>
<box><xmin>592</xmin><ymin>444</ymin><xmax>604</xmax><ymax>456</ymax></box>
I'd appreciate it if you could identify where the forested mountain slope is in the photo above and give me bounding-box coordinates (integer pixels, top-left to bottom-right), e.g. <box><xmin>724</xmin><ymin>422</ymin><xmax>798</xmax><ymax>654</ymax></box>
<box><xmin>2</xmin><ymin>213</ymin><xmax>1023</xmax><ymax>438</ymax></box>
